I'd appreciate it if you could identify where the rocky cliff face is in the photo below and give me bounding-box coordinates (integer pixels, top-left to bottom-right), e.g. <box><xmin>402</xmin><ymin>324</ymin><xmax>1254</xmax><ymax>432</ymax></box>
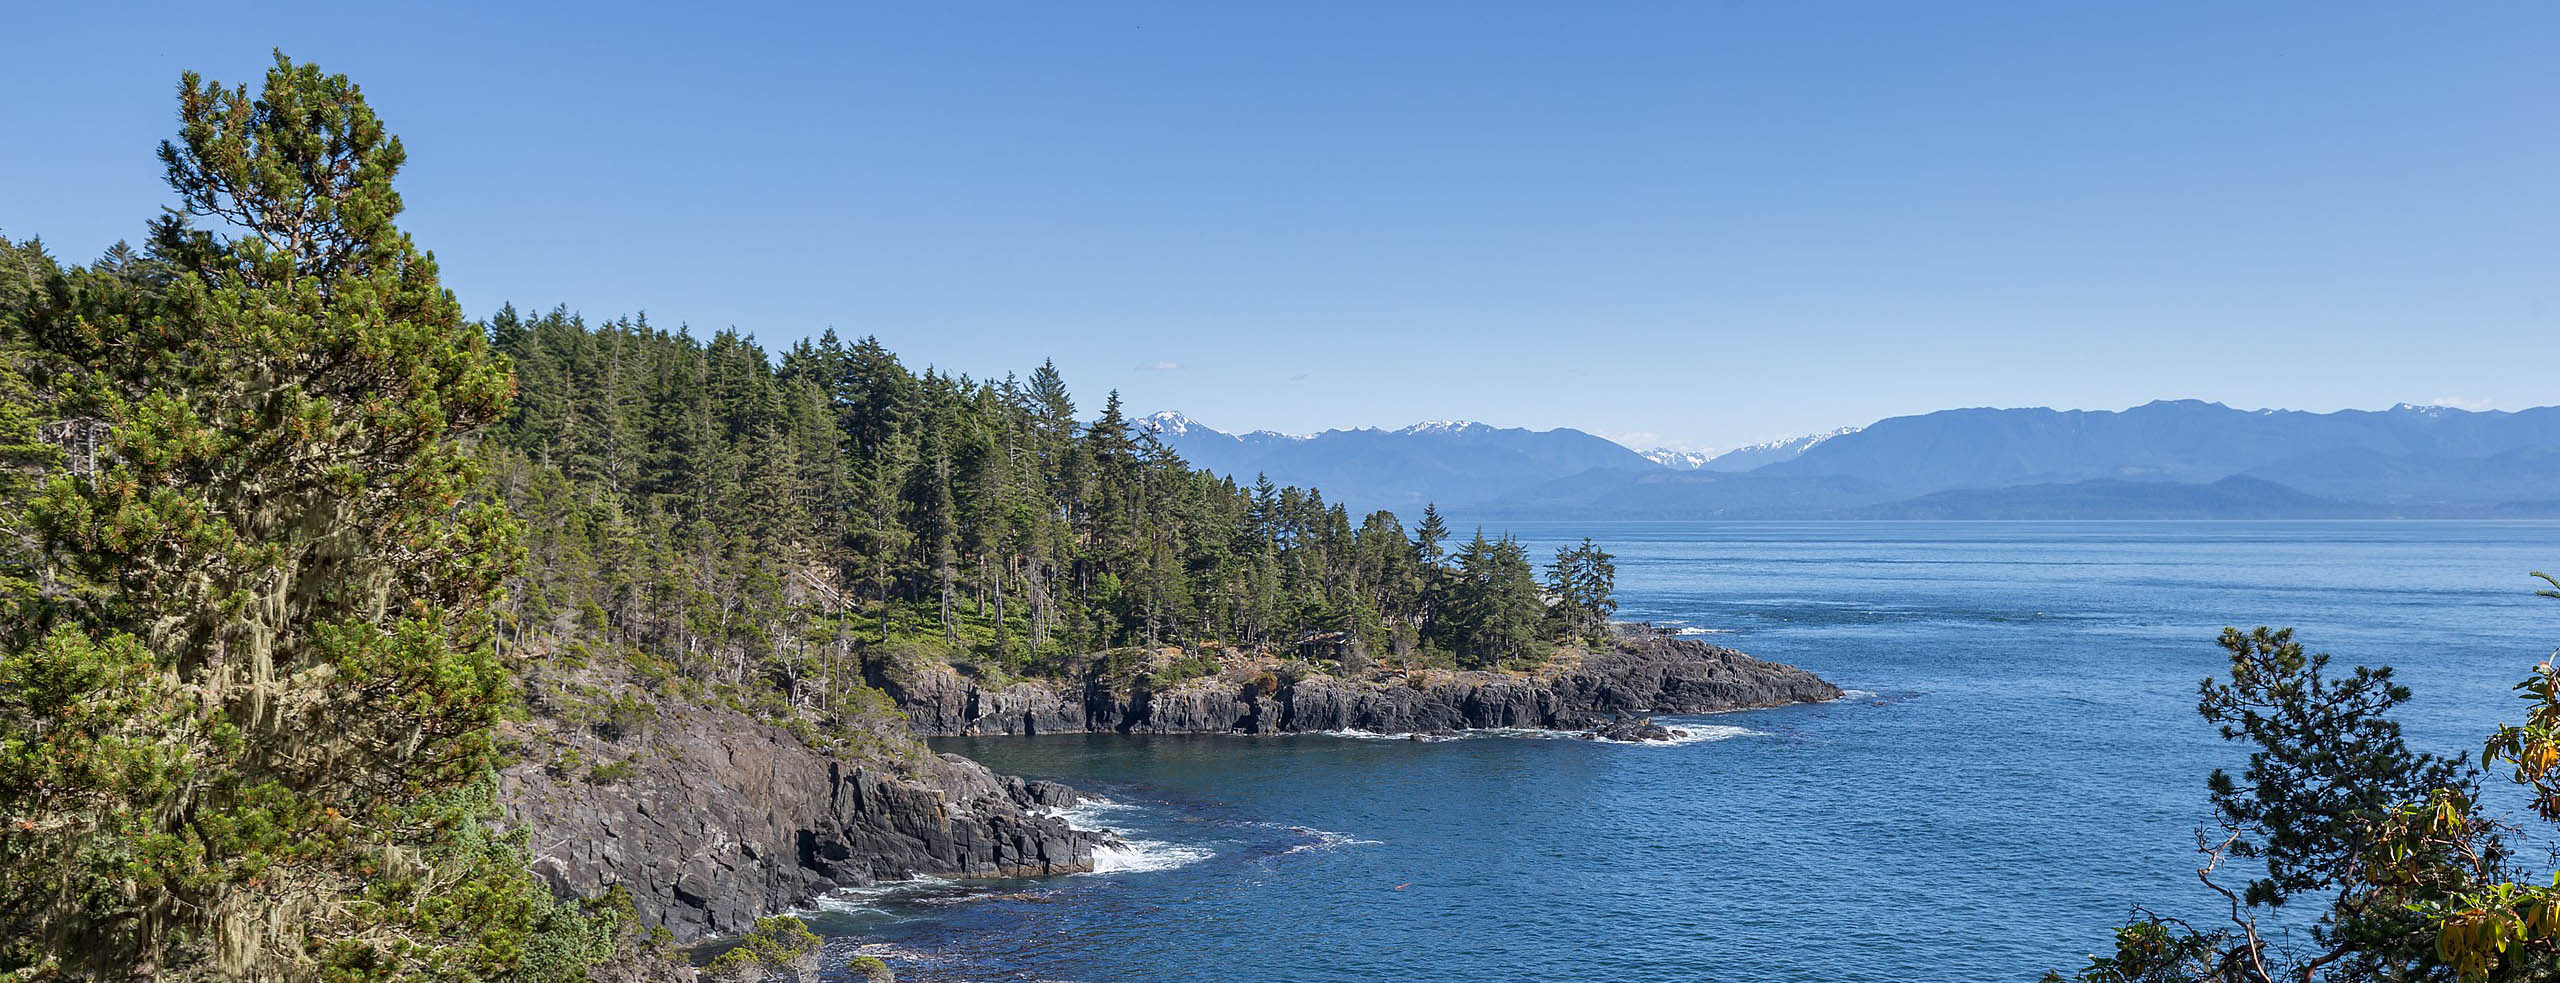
<box><xmin>883</xmin><ymin>632</ymin><xmax>1840</xmax><ymax>737</ymax></box>
<box><xmin>498</xmin><ymin>667</ymin><xmax>1104</xmax><ymax>946</ymax></box>
<box><xmin>496</xmin><ymin>630</ymin><xmax>1831</xmax><ymax>957</ymax></box>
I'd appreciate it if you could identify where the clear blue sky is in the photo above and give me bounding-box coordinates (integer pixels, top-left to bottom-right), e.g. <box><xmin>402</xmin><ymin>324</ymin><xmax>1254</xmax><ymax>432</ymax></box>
<box><xmin>8</xmin><ymin>2</ymin><xmax>2556</xmax><ymax>451</ymax></box>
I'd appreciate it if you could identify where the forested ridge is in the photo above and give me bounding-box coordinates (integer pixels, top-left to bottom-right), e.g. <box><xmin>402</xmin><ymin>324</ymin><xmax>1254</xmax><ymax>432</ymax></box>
<box><xmin>485</xmin><ymin>305</ymin><xmax>1622</xmax><ymax>711</ymax></box>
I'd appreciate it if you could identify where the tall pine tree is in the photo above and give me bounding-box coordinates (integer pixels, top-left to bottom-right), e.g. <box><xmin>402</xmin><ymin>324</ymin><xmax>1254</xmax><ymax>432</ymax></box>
<box><xmin>0</xmin><ymin>54</ymin><xmax>609</xmax><ymax>981</ymax></box>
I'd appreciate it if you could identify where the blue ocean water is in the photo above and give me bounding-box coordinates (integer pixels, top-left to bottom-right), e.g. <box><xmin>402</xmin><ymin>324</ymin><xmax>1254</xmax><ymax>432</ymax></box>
<box><xmin>804</xmin><ymin>521</ymin><xmax>2560</xmax><ymax>982</ymax></box>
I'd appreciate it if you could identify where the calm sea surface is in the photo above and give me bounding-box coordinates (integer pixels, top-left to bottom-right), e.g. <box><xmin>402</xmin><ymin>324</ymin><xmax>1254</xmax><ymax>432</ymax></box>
<box><xmin>801</xmin><ymin>521</ymin><xmax>2560</xmax><ymax>982</ymax></box>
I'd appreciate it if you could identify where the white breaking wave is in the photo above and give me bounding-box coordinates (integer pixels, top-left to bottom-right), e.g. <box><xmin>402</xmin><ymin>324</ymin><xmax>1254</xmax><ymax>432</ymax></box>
<box><xmin>1089</xmin><ymin>839</ymin><xmax>1214</xmax><ymax>874</ymax></box>
<box><xmin>841</xmin><ymin>942</ymin><xmax>939</xmax><ymax>968</ymax></box>
<box><xmin>805</xmin><ymin>895</ymin><xmax>874</xmax><ymax>915</ymax></box>
<box><xmin>1236</xmin><ymin>820</ymin><xmax>1384</xmax><ymax>856</ymax></box>
<box><xmin>1314</xmin><ymin>728</ymin><xmax>1453</xmax><ymax>742</ymax></box>
<box><xmin>1318</xmin><ymin>724</ymin><xmax>1760</xmax><ymax>745</ymax></box>
<box><xmin>1475</xmin><ymin>724</ymin><xmax>1764</xmax><ymax>746</ymax></box>
<box><xmin>1278</xmin><ymin>826</ymin><xmax>1383</xmax><ymax>855</ymax></box>
<box><xmin>1051</xmin><ymin>798</ymin><xmax>1142</xmax><ymax>825</ymax></box>
<box><xmin>1643</xmin><ymin>724</ymin><xmax>1760</xmax><ymax>745</ymax></box>
<box><xmin>1056</xmin><ymin>797</ymin><xmax>1214</xmax><ymax>875</ymax></box>
<box><xmin>1835</xmin><ymin>689</ymin><xmax>1880</xmax><ymax>700</ymax></box>
<box><xmin>801</xmin><ymin>875</ymin><xmax>959</xmax><ymax>914</ymax></box>
<box><xmin>1310</xmin><ymin>721</ymin><xmax>1771</xmax><ymax>747</ymax></box>
<box><xmin>1674</xmin><ymin>627</ymin><xmax>1734</xmax><ymax>635</ymax></box>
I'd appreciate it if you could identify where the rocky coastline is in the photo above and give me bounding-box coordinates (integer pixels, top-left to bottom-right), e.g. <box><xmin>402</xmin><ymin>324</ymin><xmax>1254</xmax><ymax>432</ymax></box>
<box><xmin>496</xmin><ymin>626</ymin><xmax>1837</xmax><ymax>977</ymax></box>
<box><xmin>881</xmin><ymin>630</ymin><xmax>1841</xmax><ymax>739</ymax></box>
<box><xmin>498</xmin><ymin>669</ymin><xmax>1108</xmax><ymax>948</ymax></box>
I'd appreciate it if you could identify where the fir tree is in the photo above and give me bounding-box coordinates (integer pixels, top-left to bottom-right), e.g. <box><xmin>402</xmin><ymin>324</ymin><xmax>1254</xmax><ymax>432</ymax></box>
<box><xmin>1</xmin><ymin>54</ymin><xmax>610</xmax><ymax>980</ymax></box>
<box><xmin>1546</xmin><ymin>538</ymin><xmax>1617</xmax><ymax>643</ymax></box>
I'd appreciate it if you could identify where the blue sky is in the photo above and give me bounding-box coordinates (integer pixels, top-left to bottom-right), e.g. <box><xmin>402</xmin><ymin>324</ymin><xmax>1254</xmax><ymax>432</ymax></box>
<box><xmin>7</xmin><ymin>2</ymin><xmax>2556</xmax><ymax>451</ymax></box>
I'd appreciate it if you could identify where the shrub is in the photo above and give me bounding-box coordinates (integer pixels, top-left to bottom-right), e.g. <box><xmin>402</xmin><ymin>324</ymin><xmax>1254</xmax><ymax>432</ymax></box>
<box><xmin>1146</xmin><ymin>651</ymin><xmax>1221</xmax><ymax>690</ymax></box>
<box><xmin>848</xmin><ymin>954</ymin><xmax>896</xmax><ymax>982</ymax></box>
<box><xmin>597</xmin><ymin>691</ymin><xmax>653</xmax><ymax>740</ymax></box>
<box><xmin>585</xmin><ymin>757</ymin><xmax>638</xmax><ymax>785</ymax></box>
<box><xmin>704</xmin><ymin>915</ymin><xmax>823</xmax><ymax>982</ymax></box>
<box><xmin>1101</xmin><ymin>646</ymin><xmax>1147</xmax><ymax>680</ymax></box>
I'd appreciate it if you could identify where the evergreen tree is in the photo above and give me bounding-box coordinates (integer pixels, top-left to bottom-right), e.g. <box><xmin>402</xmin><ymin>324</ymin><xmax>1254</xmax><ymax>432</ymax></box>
<box><xmin>1546</xmin><ymin>538</ymin><xmax>1617</xmax><ymax>643</ymax></box>
<box><xmin>852</xmin><ymin>429</ymin><xmax>916</xmax><ymax>641</ymax></box>
<box><xmin>475</xmin><ymin>305</ymin><xmax>1625</xmax><ymax>687</ymax></box>
<box><xmin>0</xmin><ymin>55</ymin><xmax>609</xmax><ymax>980</ymax></box>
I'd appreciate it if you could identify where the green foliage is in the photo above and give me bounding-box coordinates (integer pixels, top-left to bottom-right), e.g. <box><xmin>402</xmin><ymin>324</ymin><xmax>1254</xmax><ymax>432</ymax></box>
<box><xmin>702</xmin><ymin>915</ymin><xmax>821</xmax><ymax>982</ymax></box>
<box><xmin>584</xmin><ymin>757</ymin><xmax>638</xmax><ymax>785</ymax></box>
<box><xmin>482</xmin><ymin>309</ymin><xmax>1618</xmax><ymax>712</ymax></box>
<box><xmin>2200</xmin><ymin>626</ymin><xmax>2470</xmax><ymax>911</ymax></box>
<box><xmin>0</xmin><ymin>47</ymin><xmax>1627</xmax><ymax>983</ymax></box>
<box><xmin>1545</xmin><ymin>538</ymin><xmax>1617</xmax><ymax>644</ymax></box>
<box><xmin>847</xmin><ymin>953</ymin><xmax>895</xmax><ymax>982</ymax></box>
<box><xmin>2056</xmin><ymin>580</ymin><xmax>2560</xmax><ymax>983</ymax></box>
<box><xmin>1152</xmin><ymin>649</ymin><xmax>1222</xmax><ymax>688</ymax></box>
<box><xmin>1441</xmin><ymin>530</ymin><xmax>1547</xmax><ymax>669</ymax></box>
<box><xmin>0</xmin><ymin>53</ymin><xmax>610</xmax><ymax>981</ymax></box>
<box><xmin>2045</xmin><ymin>916</ymin><xmax>2229</xmax><ymax>983</ymax></box>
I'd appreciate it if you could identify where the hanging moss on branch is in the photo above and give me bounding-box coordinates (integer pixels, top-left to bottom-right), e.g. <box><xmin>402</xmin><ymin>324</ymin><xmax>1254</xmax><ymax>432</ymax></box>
<box><xmin>0</xmin><ymin>53</ymin><xmax>611</xmax><ymax>981</ymax></box>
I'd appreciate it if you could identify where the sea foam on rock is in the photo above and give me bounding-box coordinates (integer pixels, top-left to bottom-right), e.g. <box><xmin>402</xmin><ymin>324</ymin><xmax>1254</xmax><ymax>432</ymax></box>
<box><xmin>1583</xmin><ymin>716</ymin><xmax>1677</xmax><ymax>742</ymax></box>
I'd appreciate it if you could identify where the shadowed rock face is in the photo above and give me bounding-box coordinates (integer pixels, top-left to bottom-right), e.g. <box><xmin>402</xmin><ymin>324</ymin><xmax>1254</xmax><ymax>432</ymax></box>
<box><xmin>496</xmin><ymin>633</ymin><xmax>1828</xmax><ymax>949</ymax></box>
<box><xmin>500</xmin><ymin>701</ymin><xmax>1101</xmax><ymax>945</ymax></box>
<box><xmin>885</xmin><ymin>634</ymin><xmax>1841</xmax><ymax>737</ymax></box>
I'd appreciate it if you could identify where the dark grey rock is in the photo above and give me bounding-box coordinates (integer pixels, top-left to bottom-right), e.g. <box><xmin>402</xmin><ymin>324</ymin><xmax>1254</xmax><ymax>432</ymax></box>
<box><xmin>1587</xmin><ymin>715</ymin><xmax>1677</xmax><ymax>742</ymax></box>
<box><xmin>884</xmin><ymin>633</ymin><xmax>1841</xmax><ymax>737</ymax></box>
<box><xmin>500</xmin><ymin>698</ymin><xmax>1105</xmax><ymax>946</ymax></box>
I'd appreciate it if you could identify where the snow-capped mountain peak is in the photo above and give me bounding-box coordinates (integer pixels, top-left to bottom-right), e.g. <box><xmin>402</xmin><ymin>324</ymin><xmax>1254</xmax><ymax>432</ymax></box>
<box><xmin>1642</xmin><ymin>448</ymin><xmax>1718</xmax><ymax>470</ymax></box>
<box><xmin>1619</xmin><ymin>426</ymin><xmax>1862</xmax><ymax>472</ymax></box>
<box><xmin>1397</xmin><ymin>419</ymin><xmax>1485</xmax><ymax>436</ymax></box>
<box><xmin>1721</xmin><ymin>426</ymin><xmax>1860</xmax><ymax>457</ymax></box>
<box><xmin>1141</xmin><ymin>410</ymin><xmax>1207</xmax><ymax>436</ymax></box>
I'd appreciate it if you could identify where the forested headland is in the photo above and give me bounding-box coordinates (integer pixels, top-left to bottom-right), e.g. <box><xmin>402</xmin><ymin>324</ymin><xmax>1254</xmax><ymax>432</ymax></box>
<box><xmin>0</xmin><ymin>53</ymin><xmax>1631</xmax><ymax>982</ymax></box>
<box><xmin>484</xmin><ymin>306</ymin><xmax>1626</xmax><ymax>705</ymax></box>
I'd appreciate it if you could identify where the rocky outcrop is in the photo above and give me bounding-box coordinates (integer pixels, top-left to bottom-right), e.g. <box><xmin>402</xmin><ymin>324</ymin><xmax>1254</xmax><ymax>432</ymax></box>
<box><xmin>1584</xmin><ymin>716</ymin><xmax>1676</xmax><ymax>742</ymax></box>
<box><xmin>499</xmin><ymin>675</ymin><xmax>1105</xmax><ymax>945</ymax></box>
<box><xmin>884</xmin><ymin>631</ymin><xmax>1841</xmax><ymax>737</ymax></box>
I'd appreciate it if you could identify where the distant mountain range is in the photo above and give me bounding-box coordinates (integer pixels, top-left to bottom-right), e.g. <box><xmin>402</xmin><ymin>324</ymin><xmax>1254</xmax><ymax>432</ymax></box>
<box><xmin>1141</xmin><ymin>401</ymin><xmax>2560</xmax><ymax>519</ymax></box>
<box><xmin>1637</xmin><ymin>427</ymin><xmax>1862</xmax><ymax>472</ymax></box>
<box><xmin>1140</xmin><ymin>412</ymin><xmax>1653</xmax><ymax>512</ymax></box>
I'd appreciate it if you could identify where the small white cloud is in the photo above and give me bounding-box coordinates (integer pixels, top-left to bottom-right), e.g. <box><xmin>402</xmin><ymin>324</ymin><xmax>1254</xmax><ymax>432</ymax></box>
<box><xmin>1136</xmin><ymin>360</ymin><xmax>1183</xmax><ymax>371</ymax></box>
<box><xmin>2425</xmin><ymin>395</ymin><xmax>2499</xmax><ymax>411</ymax></box>
<box><xmin>1599</xmin><ymin>431</ymin><xmax>1662</xmax><ymax>449</ymax></box>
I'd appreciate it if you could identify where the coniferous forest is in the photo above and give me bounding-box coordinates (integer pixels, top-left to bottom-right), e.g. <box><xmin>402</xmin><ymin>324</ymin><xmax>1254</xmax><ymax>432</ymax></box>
<box><xmin>485</xmin><ymin>307</ymin><xmax>1622</xmax><ymax>702</ymax></box>
<box><xmin>0</xmin><ymin>54</ymin><xmax>1619</xmax><ymax>982</ymax></box>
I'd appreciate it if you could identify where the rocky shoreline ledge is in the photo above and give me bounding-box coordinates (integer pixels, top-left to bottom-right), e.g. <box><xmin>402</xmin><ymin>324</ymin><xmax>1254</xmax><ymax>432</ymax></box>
<box><xmin>494</xmin><ymin>626</ymin><xmax>1837</xmax><ymax>972</ymax></box>
<box><xmin>499</xmin><ymin>666</ymin><xmax>1109</xmax><ymax>948</ymax></box>
<box><xmin>881</xmin><ymin>630</ymin><xmax>1842</xmax><ymax>739</ymax></box>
